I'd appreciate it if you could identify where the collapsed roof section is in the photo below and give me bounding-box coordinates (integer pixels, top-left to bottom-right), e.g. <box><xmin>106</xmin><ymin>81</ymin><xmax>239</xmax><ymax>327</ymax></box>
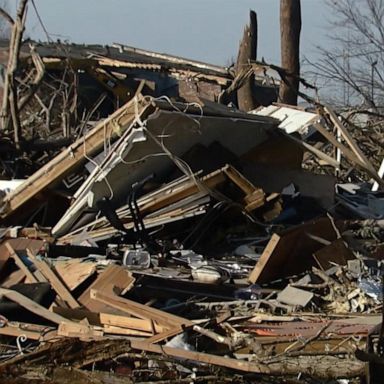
<box><xmin>0</xmin><ymin>95</ymin><xmax>283</xmax><ymax>234</ymax></box>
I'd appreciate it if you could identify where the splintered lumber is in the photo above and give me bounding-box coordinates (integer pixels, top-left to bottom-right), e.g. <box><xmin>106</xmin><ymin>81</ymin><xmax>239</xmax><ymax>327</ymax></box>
<box><xmin>249</xmin><ymin>217</ymin><xmax>339</xmax><ymax>284</ymax></box>
<box><xmin>223</xmin><ymin>164</ymin><xmax>258</xmax><ymax>195</ymax></box>
<box><xmin>26</xmin><ymin>249</ymin><xmax>80</xmax><ymax>309</ymax></box>
<box><xmin>130</xmin><ymin>341</ymin><xmax>364</xmax><ymax>379</ymax></box>
<box><xmin>3</xmin><ymin>238</ymin><xmax>45</xmax><ymax>254</ymax></box>
<box><xmin>90</xmin><ymin>289</ymin><xmax>193</xmax><ymax>330</ymax></box>
<box><xmin>0</xmin><ymin>95</ymin><xmax>152</xmax><ymax>218</ymax></box>
<box><xmin>54</xmin><ymin>260</ymin><xmax>96</xmax><ymax>291</ymax></box>
<box><xmin>284</xmin><ymin>132</ymin><xmax>340</xmax><ymax>168</ymax></box>
<box><xmin>79</xmin><ymin>264</ymin><xmax>135</xmax><ymax>313</ymax></box>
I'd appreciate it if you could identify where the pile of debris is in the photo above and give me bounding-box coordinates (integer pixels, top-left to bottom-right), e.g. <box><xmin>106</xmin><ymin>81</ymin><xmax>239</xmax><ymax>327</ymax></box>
<box><xmin>0</xmin><ymin>10</ymin><xmax>383</xmax><ymax>384</ymax></box>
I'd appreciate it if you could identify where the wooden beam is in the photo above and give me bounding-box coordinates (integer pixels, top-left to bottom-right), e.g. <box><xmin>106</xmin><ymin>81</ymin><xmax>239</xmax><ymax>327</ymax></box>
<box><xmin>79</xmin><ymin>264</ymin><xmax>135</xmax><ymax>313</ymax></box>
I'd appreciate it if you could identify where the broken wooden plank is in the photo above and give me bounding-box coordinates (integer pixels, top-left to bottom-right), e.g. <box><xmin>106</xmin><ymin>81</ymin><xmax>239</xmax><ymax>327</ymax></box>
<box><xmin>146</xmin><ymin>326</ymin><xmax>185</xmax><ymax>343</ymax></box>
<box><xmin>79</xmin><ymin>264</ymin><xmax>135</xmax><ymax>313</ymax></box>
<box><xmin>100</xmin><ymin>312</ymin><xmax>163</xmax><ymax>334</ymax></box>
<box><xmin>223</xmin><ymin>165</ymin><xmax>258</xmax><ymax>195</ymax></box>
<box><xmin>54</xmin><ymin>259</ymin><xmax>96</xmax><ymax>291</ymax></box>
<box><xmin>103</xmin><ymin>325</ymin><xmax>152</xmax><ymax>337</ymax></box>
<box><xmin>57</xmin><ymin>322</ymin><xmax>103</xmax><ymax>340</ymax></box>
<box><xmin>91</xmin><ymin>289</ymin><xmax>193</xmax><ymax>330</ymax></box>
<box><xmin>0</xmin><ymin>242</ymin><xmax>12</xmax><ymax>276</ymax></box>
<box><xmin>249</xmin><ymin>217</ymin><xmax>339</xmax><ymax>284</ymax></box>
<box><xmin>27</xmin><ymin>249</ymin><xmax>80</xmax><ymax>309</ymax></box>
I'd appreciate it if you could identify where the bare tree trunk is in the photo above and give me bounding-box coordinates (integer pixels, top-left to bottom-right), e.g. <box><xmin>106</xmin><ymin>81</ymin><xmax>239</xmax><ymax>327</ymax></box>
<box><xmin>279</xmin><ymin>0</ymin><xmax>301</xmax><ymax>105</ymax></box>
<box><xmin>1</xmin><ymin>0</ymin><xmax>28</xmax><ymax>149</ymax></box>
<box><xmin>236</xmin><ymin>10</ymin><xmax>258</xmax><ymax>112</ymax></box>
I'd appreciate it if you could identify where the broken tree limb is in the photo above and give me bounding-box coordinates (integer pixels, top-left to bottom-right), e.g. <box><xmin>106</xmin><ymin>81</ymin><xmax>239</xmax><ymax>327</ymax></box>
<box><xmin>236</xmin><ymin>10</ymin><xmax>258</xmax><ymax>111</ymax></box>
<box><xmin>130</xmin><ymin>340</ymin><xmax>364</xmax><ymax>379</ymax></box>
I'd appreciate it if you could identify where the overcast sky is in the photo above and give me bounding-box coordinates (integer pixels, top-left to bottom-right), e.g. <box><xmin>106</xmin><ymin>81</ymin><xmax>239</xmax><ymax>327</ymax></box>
<box><xmin>21</xmin><ymin>0</ymin><xmax>329</xmax><ymax>67</ymax></box>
